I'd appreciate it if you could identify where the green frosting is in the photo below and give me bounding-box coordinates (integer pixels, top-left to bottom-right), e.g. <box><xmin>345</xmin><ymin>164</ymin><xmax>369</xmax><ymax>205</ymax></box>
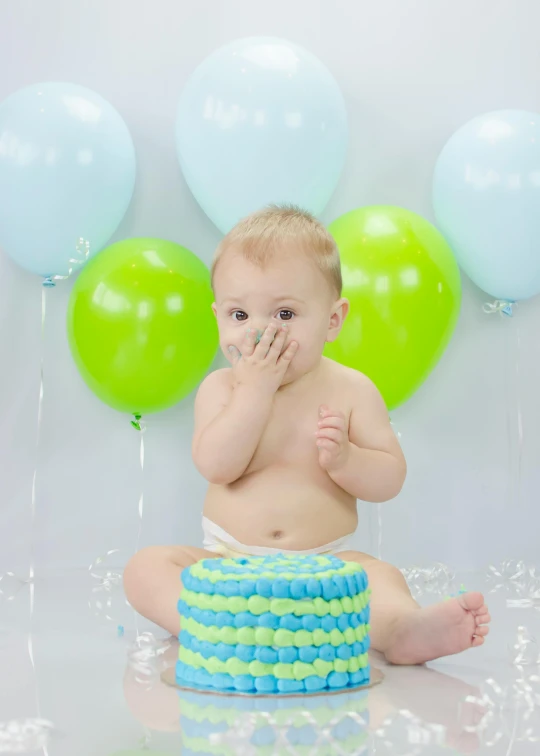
<box><xmin>237</xmin><ymin>627</ymin><xmax>255</xmax><ymax>645</ymax></box>
<box><xmin>247</xmin><ymin>595</ymin><xmax>269</xmax><ymax>615</ymax></box>
<box><xmin>313</xmin><ymin>658</ymin><xmax>333</xmax><ymax>677</ymax></box>
<box><xmin>292</xmin><ymin>661</ymin><xmax>315</xmax><ymax>681</ymax></box>
<box><xmin>274</xmin><ymin>628</ymin><xmax>295</xmax><ymax>647</ymax></box>
<box><xmin>190</xmin><ymin>558</ymin><xmax>365</xmax><ymax>584</ymax></box>
<box><xmin>254</xmin><ymin>627</ymin><xmax>274</xmax><ymax>646</ymax></box>
<box><xmin>274</xmin><ymin>662</ymin><xmax>294</xmax><ymax>680</ymax></box>
<box><xmin>181</xmin><ymin>615</ymin><xmax>370</xmax><ymax>648</ymax></box>
<box><xmin>180</xmin><ymin>587</ymin><xmax>370</xmax><ymax>618</ymax></box>
<box><xmin>178</xmin><ymin>645</ymin><xmax>369</xmax><ymax>678</ymax></box>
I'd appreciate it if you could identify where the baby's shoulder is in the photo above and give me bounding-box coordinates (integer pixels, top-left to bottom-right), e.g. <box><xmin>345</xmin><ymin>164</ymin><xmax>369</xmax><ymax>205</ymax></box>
<box><xmin>197</xmin><ymin>367</ymin><xmax>233</xmax><ymax>396</ymax></box>
<box><xmin>323</xmin><ymin>358</ymin><xmax>381</xmax><ymax>400</ymax></box>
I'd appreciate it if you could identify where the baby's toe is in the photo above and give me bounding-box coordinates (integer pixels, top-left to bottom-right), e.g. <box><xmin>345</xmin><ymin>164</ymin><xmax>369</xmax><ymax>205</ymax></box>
<box><xmin>476</xmin><ymin>612</ymin><xmax>491</xmax><ymax>625</ymax></box>
<box><xmin>471</xmin><ymin>636</ymin><xmax>485</xmax><ymax>647</ymax></box>
<box><xmin>474</xmin><ymin>625</ymin><xmax>490</xmax><ymax>637</ymax></box>
<box><xmin>458</xmin><ymin>592</ymin><xmax>485</xmax><ymax>613</ymax></box>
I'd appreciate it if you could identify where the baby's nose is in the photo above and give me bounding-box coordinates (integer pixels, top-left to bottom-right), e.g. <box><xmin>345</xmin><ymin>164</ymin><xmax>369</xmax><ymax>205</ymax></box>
<box><xmin>250</xmin><ymin>321</ymin><xmax>276</xmax><ymax>344</ymax></box>
<box><xmin>248</xmin><ymin>328</ymin><xmax>264</xmax><ymax>345</ymax></box>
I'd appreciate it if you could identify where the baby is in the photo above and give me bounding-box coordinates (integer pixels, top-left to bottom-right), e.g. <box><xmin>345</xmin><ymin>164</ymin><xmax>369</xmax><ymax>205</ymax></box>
<box><xmin>124</xmin><ymin>205</ymin><xmax>490</xmax><ymax>664</ymax></box>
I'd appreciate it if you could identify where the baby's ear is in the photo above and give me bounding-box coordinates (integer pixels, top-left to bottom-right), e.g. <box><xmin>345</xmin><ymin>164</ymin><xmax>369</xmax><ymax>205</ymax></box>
<box><xmin>326</xmin><ymin>298</ymin><xmax>349</xmax><ymax>343</ymax></box>
<box><xmin>211</xmin><ymin>303</ymin><xmax>217</xmax><ymax>317</ymax></box>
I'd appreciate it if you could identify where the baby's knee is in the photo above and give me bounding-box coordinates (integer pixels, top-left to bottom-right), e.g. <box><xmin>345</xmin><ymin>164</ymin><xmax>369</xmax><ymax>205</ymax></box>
<box><xmin>337</xmin><ymin>549</ymin><xmax>378</xmax><ymax>567</ymax></box>
<box><xmin>123</xmin><ymin>546</ymin><xmax>165</xmax><ymax>605</ymax></box>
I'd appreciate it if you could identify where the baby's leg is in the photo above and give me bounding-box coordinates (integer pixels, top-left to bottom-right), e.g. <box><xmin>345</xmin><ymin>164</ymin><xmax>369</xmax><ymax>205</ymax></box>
<box><xmin>337</xmin><ymin>550</ymin><xmax>491</xmax><ymax>665</ymax></box>
<box><xmin>123</xmin><ymin>545</ymin><xmax>219</xmax><ymax>636</ymax></box>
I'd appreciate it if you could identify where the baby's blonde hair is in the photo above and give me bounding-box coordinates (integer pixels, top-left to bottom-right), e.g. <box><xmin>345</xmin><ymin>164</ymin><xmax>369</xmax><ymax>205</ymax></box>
<box><xmin>211</xmin><ymin>204</ymin><xmax>342</xmax><ymax>297</ymax></box>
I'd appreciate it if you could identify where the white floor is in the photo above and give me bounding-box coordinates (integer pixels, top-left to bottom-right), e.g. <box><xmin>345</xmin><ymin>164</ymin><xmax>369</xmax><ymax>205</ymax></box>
<box><xmin>1</xmin><ymin>565</ymin><xmax>539</xmax><ymax>755</ymax></box>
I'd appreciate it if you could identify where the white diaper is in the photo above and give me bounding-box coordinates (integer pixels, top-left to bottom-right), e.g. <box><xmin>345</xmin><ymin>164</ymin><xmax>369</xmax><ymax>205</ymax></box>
<box><xmin>202</xmin><ymin>516</ymin><xmax>354</xmax><ymax>558</ymax></box>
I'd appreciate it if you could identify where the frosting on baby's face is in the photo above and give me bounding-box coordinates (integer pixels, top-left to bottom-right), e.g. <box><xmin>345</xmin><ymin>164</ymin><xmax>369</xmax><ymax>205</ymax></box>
<box><xmin>212</xmin><ymin>246</ymin><xmax>348</xmax><ymax>385</ymax></box>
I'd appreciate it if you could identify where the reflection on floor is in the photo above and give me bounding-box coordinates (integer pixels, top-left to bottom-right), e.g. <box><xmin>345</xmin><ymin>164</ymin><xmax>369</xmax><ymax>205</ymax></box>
<box><xmin>1</xmin><ymin>564</ymin><xmax>540</xmax><ymax>754</ymax></box>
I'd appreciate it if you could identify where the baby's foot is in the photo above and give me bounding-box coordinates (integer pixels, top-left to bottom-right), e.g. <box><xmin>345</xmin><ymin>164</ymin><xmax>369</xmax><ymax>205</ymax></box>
<box><xmin>384</xmin><ymin>592</ymin><xmax>491</xmax><ymax>665</ymax></box>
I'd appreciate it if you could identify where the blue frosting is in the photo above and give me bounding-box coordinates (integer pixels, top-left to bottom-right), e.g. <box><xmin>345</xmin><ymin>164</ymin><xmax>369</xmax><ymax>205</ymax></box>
<box><xmin>256</xmin><ymin>646</ymin><xmax>279</xmax><ymax>664</ymax></box>
<box><xmin>236</xmin><ymin>644</ymin><xmax>256</xmax><ymax>663</ymax></box>
<box><xmin>302</xmin><ymin>614</ymin><xmax>319</xmax><ymax>631</ymax></box>
<box><xmin>304</xmin><ymin>675</ymin><xmax>327</xmax><ymax>691</ymax></box>
<box><xmin>279</xmin><ymin>647</ymin><xmax>298</xmax><ymax>664</ymax></box>
<box><xmin>176</xmin><ymin>660</ymin><xmax>371</xmax><ymax>695</ymax></box>
<box><xmin>181</xmin><ymin>555</ymin><xmax>369</xmax><ymax>599</ymax></box>
<box><xmin>177</xmin><ymin>600</ymin><xmax>370</xmax><ymax>631</ymax></box>
<box><xmin>337</xmin><ymin>644</ymin><xmax>352</xmax><ymax>660</ymax></box>
<box><xmin>192</xmin><ymin>553</ymin><xmax>345</xmax><ymax>575</ymax></box>
<box><xmin>234</xmin><ymin>611</ymin><xmax>259</xmax><ymax>628</ymax></box>
<box><xmin>234</xmin><ymin>674</ymin><xmax>254</xmax><ymax>691</ymax></box>
<box><xmin>239</xmin><ymin>579</ymin><xmax>256</xmax><ymax>597</ymax></box>
<box><xmin>328</xmin><ymin>671</ymin><xmax>350</xmax><ymax>688</ymax></box>
<box><xmin>290</xmin><ymin>578</ymin><xmax>308</xmax><ymax>599</ymax></box>
<box><xmin>178</xmin><ymin>555</ymin><xmax>370</xmax><ymax>696</ymax></box>
<box><xmin>280</xmin><ymin>614</ymin><xmax>303</xmax><ymax>631</ymax></box>
<box><xmin>183</xmin><ymin>571</ymin><xmax>368</xmax><ymax>597</ymax></box>
<box><xmin>179</xmin><ymin>629</ymin><xmax>370</xmax><ymax>663</ymax></box>
<box><xmin>260</xmin><ymin>612</ymin><xmax>280</xmax><ymax>629</ymax></box>
<box><xmin>255</xmin><ymin>676</ymin><xmax>276</xmax><ymax>692</ymax></box>
<box><xmin>298</xmin><ymin>646</ymin><xmax>318</xmax><ymax>663</ymax></box>
<box><xmin>278</xmin><ymin>679</ymin><xmax>304</xmax><ymax>693</ymax></box>
<box><xmin>256</xmin><ymin>578</ymin><xmax>273</xmax><ymax>597</ymax></box>
<box><xmin>319</xmin><ymin>644</ymin><xmax>336</xmax><ymax>662</ymax></box>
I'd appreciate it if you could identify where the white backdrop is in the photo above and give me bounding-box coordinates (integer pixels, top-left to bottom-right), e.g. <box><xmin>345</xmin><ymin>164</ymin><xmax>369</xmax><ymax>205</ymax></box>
<box><xmin>1</xmin><ymin>0</ymin><xmax>539</xmax><ymax>577</ymax></box>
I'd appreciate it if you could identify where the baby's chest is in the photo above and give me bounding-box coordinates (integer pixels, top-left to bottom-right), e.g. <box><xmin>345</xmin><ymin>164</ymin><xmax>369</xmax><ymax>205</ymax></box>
<box><xmin>253</xmin><ymin>394</ymin><xmax>350</xmax><ymax>466</ymax></box>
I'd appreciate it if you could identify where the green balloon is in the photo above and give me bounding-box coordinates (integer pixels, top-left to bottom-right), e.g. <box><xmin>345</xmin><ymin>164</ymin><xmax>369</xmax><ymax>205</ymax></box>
<box><xmin>68</xmin><ymin>238</ymin><xmax>218</xmax><ymax>415</ymax></box>
<box><xmin>325</xmin><ymin>206</ymin><xmax>461</xmax><ymax>409</ymax></box>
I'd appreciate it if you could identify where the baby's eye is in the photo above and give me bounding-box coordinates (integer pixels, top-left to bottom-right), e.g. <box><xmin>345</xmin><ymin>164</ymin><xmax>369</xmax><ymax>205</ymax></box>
<box><xmin>232</xmin><ymin>310</ymin><xmax>248</xmax><ymax>322</ymax></box>
<box><xmin>277</xmin><ymin>309</ymin><xmax>294</xmax><ymax>321</ymax></box>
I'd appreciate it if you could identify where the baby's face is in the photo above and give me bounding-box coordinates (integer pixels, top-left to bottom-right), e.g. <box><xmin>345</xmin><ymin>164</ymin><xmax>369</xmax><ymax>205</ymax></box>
<box><xmin>212</xmin><ymin>248</ymin><xmax>345</xmax><ymax>384</ymax></box>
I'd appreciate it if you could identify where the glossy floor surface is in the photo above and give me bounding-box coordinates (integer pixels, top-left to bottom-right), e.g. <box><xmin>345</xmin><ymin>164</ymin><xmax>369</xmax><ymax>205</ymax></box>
<box><xmin>1</xmin><ymin>563</ymin><xmax>539</xmax><ymax>755</ymax></box>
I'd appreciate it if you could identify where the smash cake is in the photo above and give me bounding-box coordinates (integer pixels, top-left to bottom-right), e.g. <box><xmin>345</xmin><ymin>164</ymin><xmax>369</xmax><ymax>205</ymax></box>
<box><xmin>176</xmin><ymin>553</ymin><xmax>371</xmax><ymax>694</ymax></box>
<box><xmin>178</xmin><ymin>686</ymin><xmax>369</xmax><ymax>755</ymax></box>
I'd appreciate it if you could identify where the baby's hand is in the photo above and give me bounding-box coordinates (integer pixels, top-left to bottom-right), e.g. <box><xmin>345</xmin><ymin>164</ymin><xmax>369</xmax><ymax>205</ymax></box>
<box><xmin>315</xmin><ymin>405</ymin><xmax>350</xmax><ymax>472</ymax></box>
<box><xmin>228</xmin><ymin>321</ymin><xmax>298</xmax><ymax>395</ymax></box>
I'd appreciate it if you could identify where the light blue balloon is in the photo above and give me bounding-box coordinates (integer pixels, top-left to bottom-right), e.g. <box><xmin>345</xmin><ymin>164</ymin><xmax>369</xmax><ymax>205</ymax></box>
<box><xmin>0</xmin><ymin>82</ymin><xmax>136</xmax><ymax>278</ymax></box>
<box><xmin>176</xmin><ymin>37</ymin><xmax>348</xmax><ymax>233</ymax></box>
<box><xmin>433</xmin><ymin>110</ymin><xmax>540</xmax><ymax>301</ymax></box>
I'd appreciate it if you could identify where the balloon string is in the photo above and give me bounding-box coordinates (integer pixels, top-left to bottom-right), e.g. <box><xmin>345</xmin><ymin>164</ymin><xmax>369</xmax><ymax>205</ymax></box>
<box><xmin>29</xmin><ymin>286</ymin><xmax>47</xmax><ymax>598</ymax></box>
<box><xmin>505</xmin><ymin>319</ymin><xmax>523</xmax><ymax>512</ymax></box>
<box><xmin>27</xmin><ymin>285</ymin><xmax>47</xmax><ymax>732</ymax></box>
<box><xmin>133</xmin><ymin>429</ymin><xmax>145</xmax><ymax>636</ymax></box>
<box><xmin>376</xmin><ymin>503</ymin><xmax>383</xmax><ymax>560</ymax></box>
<box><xmin>137</xmin><ymin>433</ymin><xmax>145</xmax><ymax>554</ymax></box>
<box><xmin>515</xmin><ymin>324</ymin><xmax>523</xmax><ymax>510</ymax></box>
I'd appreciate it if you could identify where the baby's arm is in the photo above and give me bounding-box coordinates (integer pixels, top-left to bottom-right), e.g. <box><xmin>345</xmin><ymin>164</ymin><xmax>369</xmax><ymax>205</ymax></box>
<box><xmin>192</xmin><ymin>322</ymin><xmax>298</xmax><ymax>485</ymax></box>
<box><xmin>192</xmin><ymin>369</ymin><xmax>274</xmax><ymax>485</ymax></box>
<box><xmin>317</xmin><ymin>374</ymin><xmax>406</xmax><ymax>502</ymax></box>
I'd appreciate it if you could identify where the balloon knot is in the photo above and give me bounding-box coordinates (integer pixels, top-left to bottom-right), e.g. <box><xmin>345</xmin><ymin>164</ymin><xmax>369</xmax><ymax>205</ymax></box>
<box><xmin>131</xmin><ymin>413</ymin><xmax>146</xmax><ymax>432</ymax></box>
<box><xmin>482</xmin><ymin>300</ymin><xmax>515</xmax><ymax>317</ymax></box>
<box><xmin>42</xmin><ymin>276</ymin><xmax>56</xmax><ymax>288</ymax></box>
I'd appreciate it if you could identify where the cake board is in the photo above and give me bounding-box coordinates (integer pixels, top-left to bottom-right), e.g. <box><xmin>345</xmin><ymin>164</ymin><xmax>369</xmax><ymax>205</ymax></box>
<box><xmin>161</xmin><ymin>665</ymin><xmax>383</xmax><ymax>698</ymax></box>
